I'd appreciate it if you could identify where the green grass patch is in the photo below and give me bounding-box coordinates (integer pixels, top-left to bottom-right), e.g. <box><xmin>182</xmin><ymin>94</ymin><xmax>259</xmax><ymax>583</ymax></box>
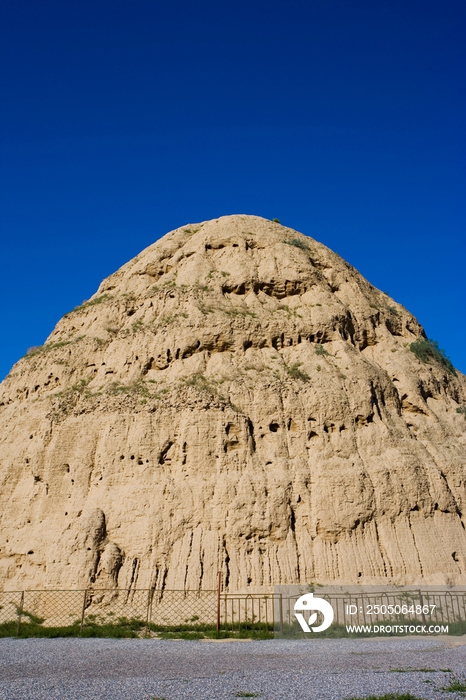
<box><xmin>183</xmin><ymin>373</ymin><xmax>216</xmax><ymax>391</ymax></box>
<box><xmin>315</xmin><ymin>343</ymin><xmax>329</xmax><ymax>356</ymax></box>
<box><xmin>70</xmin><ymin>377</ymin><xmax>93</xmax><ymax>393</ymax></box>
<box><xmin>409</xmin><ymin>337</ymin><xmax>456</xmax><ymax>375</ymax></box>
<box><xmin>154</xmin><ymin>626</ymin><xmax>269</xmax><ymax>641</ymax></box>
<box><xmin>0</xmin><ymin>621</ymin><xmax>78</xmax><ymax>638</ymax></box>
<box><xmin>345</xmin><ymin>694</ymin><xmax>425</xmax><ymax>700</ymax></box>
<box><xmin>442</xmin><ymin>676</ymin><xmax>466</xmax><ymax>693</ymax></box>
<box><xmin>1</xmin><ymin>617</ymin><xmax>273</xmax><ymax>640</ymax></box>
<box><xmin>0</xmin><ymin>617</ymin><xmax>145</xmax><ymax>639</ymax></box>
<box><xmin>456</xmin><ymin>406</ymin><xmax>466</xmax><ymax>419</ymax></box>
<box><xmin>389</xmin><ymin>668</ymin><xmax>443</xmax><ymax>673</ymax></box>
<box><xmin>283</xmin><ymin>237</ymin><xmax>310</xmax><ymax>251</ymax></box>
<box><xmin>285</xmin><ymin>362</ymin><xmax>310</xmax><ymax>382</ymax></box>
<box><xmin>446</xmin><ymin>620</ymin><xmax>466</xmax><ymax>635</ymax></box>
<box><xmin>25</xmin><ymin>338</ymin><xmax>81</xmax><ymax>358</ymax></box>
<box><xmin>107</xmin><ymin>379</ymin><xmax>150</xmax><ymax>398</ymax></box>
<box><xmin>131</xmin><ymin>319</ymin><xmax>145</xmax><ymax>332</ymax></box>
<box><xmin>223</xmin><ymin>307</ymin><xmax>257</xmax><ymax>318</ymax></box>
<box><xmin>66</xmin><ymin>293</ymin><xmax>112</xmax><ymax>315</ymax></box>
<box><xmin>54</xmin><ymin>376</ymin><xmax>94</xmax><ymax>401</ymax></box>
<box><xmin>157</xmin><ymin>312</ymin><xmax>188</xmax><ymax>326</ymax></box>
<box><xmin>25</xmin><ymin>345</ymin><xmax>47</xmax><ymax>357</ymax></box>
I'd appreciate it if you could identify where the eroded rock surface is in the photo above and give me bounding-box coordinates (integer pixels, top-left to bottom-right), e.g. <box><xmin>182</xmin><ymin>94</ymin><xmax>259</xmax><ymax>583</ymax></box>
<box><xmin>1</xmin><ymin>215</ymin><xmax>465</xmax><ymax>591</ymax></box>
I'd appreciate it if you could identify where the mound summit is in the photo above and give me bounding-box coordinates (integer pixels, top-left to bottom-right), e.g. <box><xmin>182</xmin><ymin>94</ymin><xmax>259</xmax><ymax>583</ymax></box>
<box><xmin>1</xmin><ymin>215</ymin><xmax>465</xmax><ymax>591</ymax></box>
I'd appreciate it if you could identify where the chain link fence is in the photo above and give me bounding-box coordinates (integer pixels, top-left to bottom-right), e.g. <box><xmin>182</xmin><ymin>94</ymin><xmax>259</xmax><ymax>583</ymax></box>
<box><xmin>0</xmin><ymin>588</ymin><xmax>221</xmax><ymax>637</ymax></box>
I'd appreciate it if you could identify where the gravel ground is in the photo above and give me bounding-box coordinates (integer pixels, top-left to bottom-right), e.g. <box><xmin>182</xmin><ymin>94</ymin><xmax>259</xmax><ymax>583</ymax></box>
<box><xmin>0</xmin><ymin>636</ymin><xmax>465</xmax><ymax>700</ymax></box>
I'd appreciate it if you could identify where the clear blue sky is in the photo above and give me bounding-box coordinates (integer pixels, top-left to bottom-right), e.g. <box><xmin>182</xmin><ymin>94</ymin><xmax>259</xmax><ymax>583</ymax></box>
<box><xmin>1</xmin><ymin>0</ymin><xmax>465</xmax><ymax>380</ymax></box>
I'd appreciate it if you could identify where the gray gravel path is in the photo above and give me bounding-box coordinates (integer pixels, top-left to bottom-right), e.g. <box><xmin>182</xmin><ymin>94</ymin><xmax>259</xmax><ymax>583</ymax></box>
<box><xmin>0</xmin><ymin>637</ymin><xmax>465</xmax><ymax>700</ymax></box>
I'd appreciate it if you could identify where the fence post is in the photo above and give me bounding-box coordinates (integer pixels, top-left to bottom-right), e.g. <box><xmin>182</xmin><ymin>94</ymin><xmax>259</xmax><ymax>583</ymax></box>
<box><xmin>16</xmin><ymin>591</ymin><xmax>24</xmax><ymax>637</ymax></box>
<box><xmin>418</xmin><ymin>589</ymin><xmax>427</xmax><ymax>626</ymax></box>
<box><xmin>145</xmin><ymin>589</ymin><xmax>153</xmax><ymax>638</ymax></box>
<box><xmin>80</xmin><ymin>589</ymin><xmax>88</xmax><ymax>635</ymax></box>
<box><xmin>216</xmin><ymin>571</ymin><xmax>222</xmax><ymax>631</ymax></box>
<box><xmin>279</xmin><ymin>593</ymin><xmax>283</xmax><ymax>636</ymax></box>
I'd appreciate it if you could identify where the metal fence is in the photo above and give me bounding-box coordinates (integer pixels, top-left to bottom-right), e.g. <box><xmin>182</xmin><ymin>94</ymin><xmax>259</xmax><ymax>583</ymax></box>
<box><xmin>278</xmin><ymin>588</ymin><xmax>466</xmax><ymax>630</ymax></box>
<box><xmin>221</xmin><ymin>593</ymin><xmax>275</xmax><ymax>633</ymax></box>
<box><xmin>0</xmin><ymin>588</ymin><xmax>220</xmax><ymax>634</ymax></box>
<box><xmin>1</xmin><ymin>587</ymin><xmax>465</xmax><ymax>637</ymax></box>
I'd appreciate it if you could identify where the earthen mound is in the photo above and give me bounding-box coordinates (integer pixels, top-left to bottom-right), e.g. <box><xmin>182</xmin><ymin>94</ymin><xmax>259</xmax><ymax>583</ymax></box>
<box><xmin>1</xmin><ymin>215</ymin><xmax>465</xmax><ymax>590</ymax></box>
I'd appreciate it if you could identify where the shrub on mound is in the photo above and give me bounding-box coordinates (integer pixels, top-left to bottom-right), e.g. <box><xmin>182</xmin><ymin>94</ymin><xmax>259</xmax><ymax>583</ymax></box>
<box><xmin>409</xmin><ymin>338</ymin><xmax>456</xmax><ymax>376</ymax></box>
